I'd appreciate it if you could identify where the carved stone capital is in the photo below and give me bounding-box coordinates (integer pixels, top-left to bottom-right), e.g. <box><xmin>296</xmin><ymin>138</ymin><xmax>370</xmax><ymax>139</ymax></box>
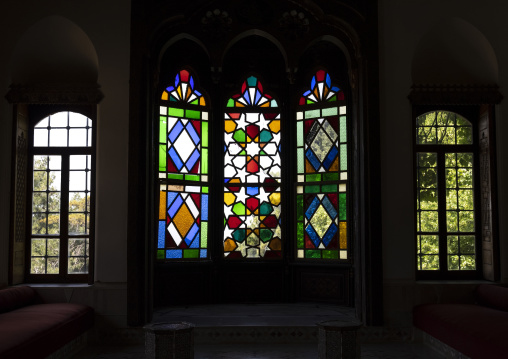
<box><xmin>5</xmin><ymin>83</ymin><xmax>104</xmax><ymax>105</ymax></box>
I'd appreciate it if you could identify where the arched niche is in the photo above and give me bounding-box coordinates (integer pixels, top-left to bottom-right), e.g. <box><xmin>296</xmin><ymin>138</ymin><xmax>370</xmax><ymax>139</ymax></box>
<box><xmin>158</xmin><ymin>37</ymin><xmax>212</xmax><ymax>96</ymax></box>
<box><xmin>10</xmin><ymin>15</ymin><xmax>99</xmax><ymax>85</ymax></box>
<box><xmin>222</xmin><ymin>34</ymin><xmax>286</xmax><ymax>91</ymax></box>
<box><xmin>412</xmin><ymin>18</ymin><xmax>498</xmax><ymax>85</ymax></box>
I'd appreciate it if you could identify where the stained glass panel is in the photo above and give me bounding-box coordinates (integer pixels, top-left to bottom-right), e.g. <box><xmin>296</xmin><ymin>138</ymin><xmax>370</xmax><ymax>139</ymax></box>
<box><xmin>223</xmin><ymin>77</ymin><xmax>282</xmax><ymax>258</ymax></box>
<box><xmin>159</xmin><ymin>70</ymin><xmax>208</xmax><ymax>182</ymax></box>
<box><xmin>296</xmin><ymin>70</ymin><xmax>347</xmax><ymax>260</ymax></box>
<box><xmin>157</xmin><ymin>185</ymin><xmax>208</xmax><ymax>259</ymax></box>
<box><xmin>296</xmin><ymin>184</ymin><xmax>346</xmax><ymax>260</ymax></box>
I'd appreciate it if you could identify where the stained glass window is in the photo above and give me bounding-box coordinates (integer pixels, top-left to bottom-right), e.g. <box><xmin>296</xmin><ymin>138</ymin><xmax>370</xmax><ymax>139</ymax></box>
<box><xmin>296</xmin><ymin>70</ymin><xmax>348</xmax><ymax>260</ymax></box>
<box><xmin>223</xmin><ymin>76</ymin><xmax>282</xmax><ymax>258</ymax></box>
<box><xmin>416</xmin><ymin>111</ymin><xmax>477</xmax><ymax>272</ymax></box>
<box><xmin>30</xmin><ymin>112</ymin><xmax>93</xmax><ymax>276</ymax></box>
<box><xmin>158</xmin><ymin>70</ymin><xmax>209</xmax><ymax>260</ymax></box>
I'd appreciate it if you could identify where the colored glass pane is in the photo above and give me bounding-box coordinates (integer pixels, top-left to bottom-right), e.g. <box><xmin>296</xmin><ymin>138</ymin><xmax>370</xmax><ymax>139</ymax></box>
<box><xmin>223</xmin><ymin>186</ymin><xmax>282</xmax><ymax>258</ymax></box>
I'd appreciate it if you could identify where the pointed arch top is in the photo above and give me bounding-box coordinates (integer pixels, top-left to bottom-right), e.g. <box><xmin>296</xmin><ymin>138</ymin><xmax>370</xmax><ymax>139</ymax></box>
<box><xmin>161</xmin><ymin>69</ymin><xmax>207</xmax><ymax>106</ymax></box>
<box><xmin>226</xmin><ymin>76</ymin><xmax>278</xmax><ymax>108</ymax></box>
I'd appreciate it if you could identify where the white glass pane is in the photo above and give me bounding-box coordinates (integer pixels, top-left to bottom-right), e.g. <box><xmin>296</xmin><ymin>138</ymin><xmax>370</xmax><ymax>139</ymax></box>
<box><xmin>68</xmin><ymin>112</ymin><xmax>88</xmax><ymax>127</ymax></box>
<box><xmin>87</xmin><ymin>128</ymin><xmax>92</xmax><ymax>146</ymax></box>
<box><xmin>69</xmin><ymin>129</ymin><xmax>87</xmax><ymax>147</ymax></box>
<box><xmin>69</xmin><ymin>171</ymin><xmax>87</xmax><ymax>191</ymax></box>
<box><xmin>33</xmin><ymin>129</ymin><xmax>48</xmax><ymax>147</ymax></box>
<box><xmin>49</xmin><ymin>129</ymin><xmax>68</xmax><ymax>147</ymax></box>
<box><xmin>35</xmin><ymin>117</ymin><xmax>49</xmax><ymax>128</ymax></box>
<box><xmin>49</xmin><ymin>171</ymin><xmax>61</xmax><ymax>191</ymax></box>
<box><xmin>48</xmin><ymin>156</ymin><xmax>61</xmax><ymax>170</ymax></box>
<box><xmin>50</xmin><ymin>112</ymin><xmax>68</xmax><ymax>127</ymax></box>
<box><xmin>70</xmin><ymin>155</ymin><xmax>87</xmax><ymax>169</ymax></box>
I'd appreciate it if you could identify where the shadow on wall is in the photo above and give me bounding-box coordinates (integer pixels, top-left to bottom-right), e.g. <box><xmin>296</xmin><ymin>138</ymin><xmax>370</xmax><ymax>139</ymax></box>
<box><xmin>10</xmin><ymin>15</ymin><xmax>99</xmax><ymax>85</ymax></box>
<box><xmin>412</xmin><ymin>17</ymin><xmax>498</xmax><ymax>85</ymax></box>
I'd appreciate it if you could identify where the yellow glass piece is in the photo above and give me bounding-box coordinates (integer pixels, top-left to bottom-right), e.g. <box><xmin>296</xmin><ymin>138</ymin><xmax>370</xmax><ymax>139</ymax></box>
<box><xmin>269</xmin><ymin>120</ymin><xmax>280</xmax><ymax>133</ymax></box>
<box><xmin>186</xmin><ymin>87</ymin><xmax>191</xmax><ymax>100</ymax></box>
<box><xmin>200</xmin><ymin>97</ymin><xmax>206</xmax><ymax>106</ymax></box>
<box><xmin>314</xmin><ymin>87</ymin><xmax>319</xmax><ymax>99</ymax></box>
<box><xmin>269</xmin><ymin>192</ymin><xmax>281</xmax><ymax>206</ymax></box>
<box><xmin>224</xmin><ymin>193</ymin><xmax>236</xmax><ymax>206</ymax></box>
<box><xmin>339</xmin><ymin>222</ymin><xmax>347</xmax><ymax>249</ymax></box>
<box><xmin>224</xmin><ymin>238</ymin><xmax>237</xmax><ymax>251</ymax></box>
<box><xmin>177</xmin><ymin>85</ymin><xmax>182</xmax><ymax>99</ymax></box>
<box><xmin>236</xmin><ymin>102</ymin><xmax>245</xmax><ymax>107</ymax></box>
<box><xmin>161</xmin><ymin>91</ymin><xmax>168</xmax><ymax>100</ymax></box>
<box><xmin>173</xmin><ymin>204</ymin><xmax>194</xmax><ymax>237</ymax></box>
<box><xmin>229</xmin><ymin>178</ymin><xmax>241</xmax><ymax>183</ymax></box>
<box><xmin>225</xmin><ymin>120</ymin><xmax>237</xmax><ymax>133</ymax></box>
<box><xmin>261</xmin><ymin>102</ymin><xmax>270</xmax><ymax>107</ymax></box>
<box><xmin>159</xmin><ymin>192</ymin><xmax>166</xmax><ymax>220</ymax></box>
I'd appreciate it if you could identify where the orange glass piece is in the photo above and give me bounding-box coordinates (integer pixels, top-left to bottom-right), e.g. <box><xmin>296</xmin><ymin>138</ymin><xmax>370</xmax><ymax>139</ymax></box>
<box><xmin>159</xmin><ymin>192</ymin><xmax>166</xmax><ymax>220</ymax></box>
<box><xmin>269</xmin><ymin>120</ymin><xmax>280</xmax><ymax>133</ymax></box>
<box><xmin>330</xmin><ymin>157</ymin><xmax>339</xmax><ymax>172</ymax></box>
<box><xmin>224</xmin><ymin>238</ymin><xmax>237</xmax><ymax>251</ymax></box>
<box><xmin>161</xmin><ymin>91</ymin><xmax>168</xmax><ymax>100</ymax></box>
<box><xmin>225</xmin><ymin>120</ymin><xmax>237</xmax><ymax>133</ymax></box>
<box><xmin>305</xmin><ymin>160</ymin><xmax>315</xmax><ymax>173</ymax></box>
<box><xmin>173</xmin><ymin>204</ymin><xmax>193</xmax><ymax>237</ymax></box>
<box><xmin>269</xmin><ymin>237</ymin><xmax>282</xmax><ymax>251</ymax></box>
<box><xmin>200</xmin><ymin>97</ymin><xmax>206</xmax><ymax>106</ymax></box>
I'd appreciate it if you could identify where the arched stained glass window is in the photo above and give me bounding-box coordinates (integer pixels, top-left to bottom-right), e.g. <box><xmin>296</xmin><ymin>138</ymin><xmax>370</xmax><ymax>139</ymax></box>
<box><xmin>223</xmin><ymin>76</ymin><xmax>282</xmax><ymax>259</ymax></box>
<box><xmin>415</xmin><ymin>111</ymin><xmax>477</xmax><ymax>273</ymax></box>
<box><xmin>296</xmin><ymin>70</ymin><xmax>348</xmax><ymax>260</ymax></box>
<box><xmin>157</xmin><ymin>70</ymin><xmax>209</xmax><ymax>260</ymax></box>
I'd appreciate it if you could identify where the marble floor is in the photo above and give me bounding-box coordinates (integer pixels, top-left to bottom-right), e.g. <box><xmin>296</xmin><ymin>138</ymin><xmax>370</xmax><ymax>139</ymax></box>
<box><xmin>73</xmin><ymin>303</ymin><xmax>446</xmax><ymax>359</ymax></box>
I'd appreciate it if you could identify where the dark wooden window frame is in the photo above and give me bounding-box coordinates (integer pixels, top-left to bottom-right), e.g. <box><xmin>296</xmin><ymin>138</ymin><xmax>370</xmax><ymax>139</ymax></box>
<box><xmin>7</xmin><ymin>85</ymin><xmax>102</xmax><ymax>285</ymax></box>
<box><xmin>410</xmin><ymin>85</ymin><xmax>502</xmax><ymax>281</ymax></box>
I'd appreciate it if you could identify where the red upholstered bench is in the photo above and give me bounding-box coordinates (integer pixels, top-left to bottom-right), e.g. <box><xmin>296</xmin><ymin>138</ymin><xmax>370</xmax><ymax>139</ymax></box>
<box><xmin>0</xmin><ymin>286</ymin><xmax>94</xmax><ymax>359</ymax></box>
<box><xmin>413</xmin><ymin>284</ymin><xmax>508</xmax><ymax>359</ymax></box>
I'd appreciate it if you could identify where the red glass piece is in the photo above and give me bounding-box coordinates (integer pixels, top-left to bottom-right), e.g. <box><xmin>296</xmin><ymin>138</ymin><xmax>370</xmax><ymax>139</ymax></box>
<box><xmin>316</xmin><ymin>70</ymin><xmax>326</xmax><ymax>82</ymax></box>
<box><xmin>191</xmin><ymin>120</ymin><xmax>201</xmax><ymax>135</ymax></box>
<box><xmin>226</xmin><ymin>185</ymin><xmax>240</xmax><ymax>192</ymax></box>
<box><xmin>180</xmin><ymin>70</ymin><xmax>189</xmax><ymax>82</ymax></box>
<box><xmin>246</xmin><ymin>125</ymin><xmax>259</xmax><ymax>139</ymax></box>
<box><xmin>246</xmin><ymin>197</ymin><xmax>259</xmax><ymax>212</ymax></box>
<box><xmin>165</xmin><ymin>236</ymin><xmax>177</xmax><ymax>248</ymax></box>
<box><xmin>264</xmin><ymin>113</ymin><xmax>278</xmax><ymax>120</ymax></box>
<box><xmin>196</xmin><ymin>217</ymin><xmax>200</xmax><ymax>225</ymax></box>
<box><xmin>305</xmin><ymin>233</ymin><xmax>315</xmax><ymax>248</ymax></box>
<box><xmin>228</xmin><ymin>113</ymin><xmax>241</xmax><ymax>119</ymax></box>
<box><xmin>327</xmin><ymin>237</ymin><xmax>338</xmax><ymax>249</ymax></box>
<box><xmin>227</xmin><ymin>251</ymin><xmax>242</xmax><ymax>258</ymax></box>
<box><xmin>228</xmin><ymin>216</ymin><xmax>243</xmax><ymax>229</ymax></box>
<box><xmin>190</xmin><ymin>160</ymin><xmax>200</xmax><ymax>173</ymax></box>
<box><xmin>167</xmin><ymin>158</ymin><xmax>178</xmax><ymax>173</ymax></box>
<box><xmin>247</xmin><ymin>159</ymin><xmax>259</xmax><ymax>173</ymax></box>
<box><xmin>263</xmin><ymin>179</ymin><xmax>277</xmax><ymax>186</ymax></box>
<box><xmin>337</xmin><ymin>91</ymin><xmax>344</xmax><ymax>100</ymax></box>
<box><xmin>264</xmin><ymin>251</ymin><xmax>281</xmax><ymax>258</ymax></box>
<box><xmin>327</xmin><ymin>116</ymin><xmax>339</xmax><ymax>129</ymax></box>
<box><xmin>257</xmin><ymin>81</ymin><xmax>263</xmax><ymax>93</ymax></box>
<box><xmin>304</xmin><ymin>120</ymin><xmax>314</xmax><ymax>134</ymax></box>
<box><xmin>263</xmin><ymin>215</ymin><xmax>278</xmax><ymax>228</ymax></box>
<box><xmin>232</xmin><ymin>94</ymin><xmax>241</xmax><ymax>99</ymax></box>
<box><xmin>190</xmin><ymin>193</ymin><xmax>200</xmax><ymax>207</ymax></box>
<box><xmin>328</xmin><ymin>193</ymin><xmax>338</xmax><ymax>207</ymax></box>
<box><xmin>299</xmin><ymin>97</ymin><xmax>306</xmax><ymax>105</ymax></box>
<box><xmin>241</xmin><ymin>81</ymin><xmax>247</xmax><ymax>93</ymax></box>
<box><xmin>265</xmin><ymin>94</ymin><xmax>272</xmax><ymax>100</ymax></box>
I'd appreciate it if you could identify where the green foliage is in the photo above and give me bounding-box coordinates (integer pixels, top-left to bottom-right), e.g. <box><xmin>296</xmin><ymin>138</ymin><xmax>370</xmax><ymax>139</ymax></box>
<box><xmin>30</xmin><ymin>156</ymin><xmax>89</xmax><ymax>275</ymax></box>
<box><xmin>416</xmin><ymin>111</ymin><xmax>476</xmax><ymax>271</ymax></box>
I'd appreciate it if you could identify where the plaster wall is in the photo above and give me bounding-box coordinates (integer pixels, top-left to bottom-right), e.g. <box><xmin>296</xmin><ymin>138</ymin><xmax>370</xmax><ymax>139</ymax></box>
<box><xmin>379</xmin><ymin>0</ymin><xmax>508</xmax><ymax>326</ymax></box>
<box><xmin>0</xmin><ymin>0</ymin><xmax>131</xmax><ymax>327</ymax></box>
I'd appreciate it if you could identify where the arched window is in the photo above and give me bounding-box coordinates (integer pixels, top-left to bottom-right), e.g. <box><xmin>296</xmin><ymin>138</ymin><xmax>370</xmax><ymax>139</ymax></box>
<box><xmin>296</xmin><ymin>70</ymin><xmax>348</xmax><ymax>260</ymax></box>
<box><xmin>415</xmin><ymin>111</ymin><xmax>478</xmax><ymax>277</ymax></box>
<box><xmin>223</xmin><ymin>76</ymin><xmax>281</xmax><ymax>259</ymax></box>
<box><xmin>28</xmin><ymin>111</ymin><xmax>94</xmax><ymax>282</ymax></box>
<box><xmin>157</xmin><ymin>70</ymin><xmax>209</xmax><ymax>260</ymax></box>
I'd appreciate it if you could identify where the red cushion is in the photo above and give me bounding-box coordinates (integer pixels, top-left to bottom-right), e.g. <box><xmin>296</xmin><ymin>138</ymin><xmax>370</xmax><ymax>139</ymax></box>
<box><xmin>414</xmin><ymin>303</ymin><xmax>508</xmax><ymax>359</ymax></box>
<box><xmin>0</xmin><ymin>303</ymin><xmax>94</xmax><ymax>359</ymax></box>
<box><xmin>475</xmin><ymin>284</ymin><xmax>508</xmax><ymax>312</ymax></box>
<box><xmin>0</xmin><ymin>286</ymin><xmax>36</xmax><ymax>313</ymax></box>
